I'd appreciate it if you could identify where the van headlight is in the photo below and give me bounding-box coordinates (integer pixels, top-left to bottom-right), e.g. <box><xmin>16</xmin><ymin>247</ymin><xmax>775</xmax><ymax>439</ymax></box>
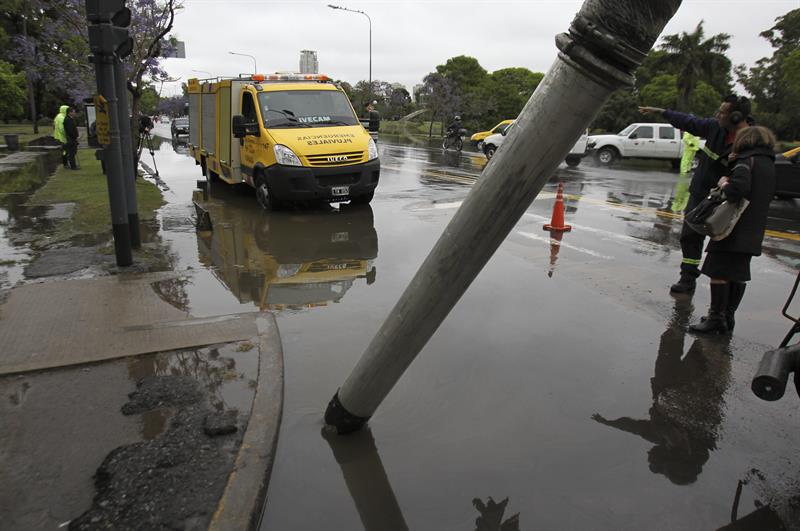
<box><xmin>274</xmin><ymin>144</ymin><xmax>302</xmax><ymax>166</ymax></box>
<box><xmin>367</xmin><ymin>138</ymin><xmax>378</xmax><ymax>161</ymax></box>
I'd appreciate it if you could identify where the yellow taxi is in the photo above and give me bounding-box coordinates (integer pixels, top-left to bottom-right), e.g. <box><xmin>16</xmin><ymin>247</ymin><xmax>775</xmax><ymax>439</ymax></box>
<box><xmin>470</xmin><ymin>119</ymin><xmax>515</xmax><ymax>148</ymax></box>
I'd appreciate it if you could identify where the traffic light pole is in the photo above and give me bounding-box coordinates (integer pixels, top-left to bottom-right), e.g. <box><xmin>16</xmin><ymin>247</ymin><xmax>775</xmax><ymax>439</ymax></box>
<box><xmin>92</xmin><ymin>53</ymin><xmax>132</xmax><ymax>266</ymax></box>
<box><xmin>324</xmin><ymin>0</ymin><xmax>684</xmax><ymax>434</ymax></box>
<box><xmin>113</xmin><ymin>55</ymin><xmax>141</xmax><ymax>249</ymax></box>
<box><xmin>86</xmin><ymin>1</ymin><xmax>137</xmax><ymax>265</ymax></box>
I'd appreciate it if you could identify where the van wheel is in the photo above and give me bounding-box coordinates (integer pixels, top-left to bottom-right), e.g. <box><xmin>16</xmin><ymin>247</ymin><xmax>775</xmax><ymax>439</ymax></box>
<box><xmin>485</xmin><ymin>145</ymin><xmax>496</xmax><ymax>160</ymax></box>
<box><xmin>351</xmin><ymin>190</ymin><xmax>374</xmax><ymax>205</ymax></box>
<box><xmin>596</xmin><ymin>147</ymin><xmax>617</xmax><ymax>165</ymax></box>
<box><xmin>255</xmin><ymin>174</ymin><xmax>281</xmax><ymax>211</ymax></box>
<box><xmin>565</xmin><ymin>155</ymin><xmax>581</xmax><ymax>167</ymax></box>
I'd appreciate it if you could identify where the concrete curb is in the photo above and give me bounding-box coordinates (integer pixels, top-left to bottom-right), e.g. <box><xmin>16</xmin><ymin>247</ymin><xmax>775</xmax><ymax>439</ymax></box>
<box><xmin>209</xmin><ymin>313</ymin><xmax>284</xmax><ymax>531</ymax></box>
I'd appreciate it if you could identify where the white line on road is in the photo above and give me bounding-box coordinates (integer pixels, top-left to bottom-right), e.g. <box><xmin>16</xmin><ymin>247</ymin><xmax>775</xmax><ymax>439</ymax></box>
<box><xmin>516</xmin><ymin>231</ymin><xmax>614</xmax><ymax>260</ymax></box>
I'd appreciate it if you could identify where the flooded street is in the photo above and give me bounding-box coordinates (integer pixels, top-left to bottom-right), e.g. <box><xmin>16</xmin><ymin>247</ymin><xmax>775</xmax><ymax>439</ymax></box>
<box><xmin>149</xmin><ymin>125</ymin><xmax>798</xmax><ymax>529</ymax></box>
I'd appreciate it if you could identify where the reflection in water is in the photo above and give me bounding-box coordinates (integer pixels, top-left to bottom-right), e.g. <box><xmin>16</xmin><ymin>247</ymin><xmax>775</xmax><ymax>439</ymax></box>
<box><xmin>171</xmin><ymin>137</ymin><xmax>190</xmax><ymax>156</ymax></box>
<box><xmin>321</xmin><ymin>427</ymin><xmax>408</xmax><ymax>531</ymax></box>
<box><xmin>126</xmin><ymin>346</ymin><xmax>253</xmax><ymax>440</ymax></box>
<box><xmin>473</xmin><ymin>497</ymin><xmax>520</xmax><ymax>531</ymax></box>
<box><xmin>593</xmin><ymin>297</ymin><xmax>732</xmax><ymax>485</ymax></box>
<box><xmin>196</xmin><ymin>197</ymin><xmax>378</xmax><ymax>311</ymax></box>
<box><xmin>321</xmin><ymin>426</ymin><xmax>522</xmax><ymax>531</ymax></box>
<box><xmin>671</xmin><ymin>173</ymin><xmax>690</xmax><ymax>214</ymax></box>
<box><xmin>546</xmin><ymin>229</ymin><xmax>565</xmax><ymax>278</ymax></box>
<box><xmin>716</xmin><ymin>475</ymin><xmax>787</xmax><ymax>531</ymax></box>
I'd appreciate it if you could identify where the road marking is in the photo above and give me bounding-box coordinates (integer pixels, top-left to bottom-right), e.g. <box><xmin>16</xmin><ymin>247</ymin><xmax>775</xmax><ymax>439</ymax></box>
<box><xmin>521</xmin><ymin>212</ymin><xmax>666</xmax><ymax>251</ymax></box>
<box><xmin>516</xmin><ymin>231</ymin><xmax>614</xmax><ymax>259</ymax></box>
<box><xmin>405</xmin><ymin>185</ymin><xmax>799</xmax><ymax>243</ymax></box>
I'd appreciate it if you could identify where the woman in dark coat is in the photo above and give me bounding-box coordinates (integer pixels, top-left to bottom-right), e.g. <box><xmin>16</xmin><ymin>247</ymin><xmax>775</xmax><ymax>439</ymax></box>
<box><xmin>690</xmin><ymin>126</ymin><xmax>776</xmax><ymax>334</ymax></box>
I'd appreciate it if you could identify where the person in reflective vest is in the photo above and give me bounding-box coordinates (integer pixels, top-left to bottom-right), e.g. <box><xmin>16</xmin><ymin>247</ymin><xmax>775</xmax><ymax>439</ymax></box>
<box><xmin>52</xmin><ymin>105</ymin><xmax>69</xmax><ymax>167</ymax></box>
<box><xmin>639</xmin><ymin>95</ymin><xmax>751</xmax><ymax>295</ymax></box>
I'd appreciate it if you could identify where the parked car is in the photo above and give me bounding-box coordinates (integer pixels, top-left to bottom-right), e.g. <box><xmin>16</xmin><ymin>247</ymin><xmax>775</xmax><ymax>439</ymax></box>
<box><xmin>587</xmin><ymin>123</ymin><xmax>704</xmax><ymax>167</ymax></box>
<box><xmin>171</xmin><ymin>116</ymin><xmax>189</xmax><ymax>137</ymax></box>
<box><xmin>482</xmin><ymin>122</ymin><xmax>588</xmax><ymax>166</ymax></box>
<box><xmin>470</xmin><ymin>119</ymin><xmax>514</xmax><ymax>149</ymax></box>
<box><xmin>775</xmin><ymin>146</ymin><xmax>800</xmax><ymax>199</ymax></box>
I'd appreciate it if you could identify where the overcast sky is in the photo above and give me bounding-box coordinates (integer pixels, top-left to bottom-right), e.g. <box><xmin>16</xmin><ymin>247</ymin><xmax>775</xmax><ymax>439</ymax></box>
<box><xmin>159</xmin><ymin>0</ymin><xmax>798</xmax><ymax>97</ymax></box>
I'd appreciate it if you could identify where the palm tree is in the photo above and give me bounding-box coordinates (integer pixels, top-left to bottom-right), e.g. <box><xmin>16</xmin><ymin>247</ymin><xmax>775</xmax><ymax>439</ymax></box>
<box><xmin>660</xmin><ymin>21</ymin><xmax>731</xmax><ymax>111</ymax></box>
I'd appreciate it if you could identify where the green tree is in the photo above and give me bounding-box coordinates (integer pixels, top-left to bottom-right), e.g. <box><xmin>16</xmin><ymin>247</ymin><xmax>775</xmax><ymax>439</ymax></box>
<box><xmin>420</xmin><ymin>72</ymin><xmax>459</xmax><ymax>138</ymax></box>
<box><xmin>590</xmin><ymin>88</ymin><xmax>640</xmax><ymax>133</ymax></box>
<box><xmin>737</xmin><ymin>9</ymin><xmax>800</xmax><ymax>139</ymax></box>
<box><xmin>139</xmin><ymin>85</ymin><xmax>160</xmax><ymax>116</ymax></box>
<box><xmin>0</xmin><ymin>59</ymin><xmax>26</xmax><ymax>120</ymax></box>
<box><xmin>639</xmin><ymin>74</ymin><xmax>678</xmax><ymax>110</ymax></box>
<box><xmin>485</xmin><ymin>67</ymin><xmax>543</xmax><ymax>128</ymax></box>
<box><xmin>659</xmin><ymin>21</ymin><xmax>731</xmax><ymax>111</ymax></box>
<box><xmin>434</xmin><ymin>55</ymin><xmax>490</xmax><ymax>131</ymax></box>
<box><xmin>639</xmin><ymin>74</ymin><xmax>720</xmax><ymax>117</ymax></box>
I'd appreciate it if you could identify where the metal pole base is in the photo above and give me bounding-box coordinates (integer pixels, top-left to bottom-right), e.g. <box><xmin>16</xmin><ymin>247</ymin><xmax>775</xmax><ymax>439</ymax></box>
<box><xmin>325</xmin><ymin>391</ymin><xmax>370</xmax><ymax>434</ymax></box>
<box><xmin>112</xmin><ymin>223</ymin><xmax>133</xmax><ymax>266</ymax></box>
<box><xmin>128</xmin><ymin>212</ymin><xmax>141</xmax><ymax>249</ymax></box>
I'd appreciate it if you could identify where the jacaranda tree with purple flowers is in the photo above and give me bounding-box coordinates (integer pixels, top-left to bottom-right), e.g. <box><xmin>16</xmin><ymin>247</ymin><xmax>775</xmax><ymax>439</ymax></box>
<box><xmin>2</xmin><ymin>0</ymin><xmax>182</xmax><ymax>139</ymax></box>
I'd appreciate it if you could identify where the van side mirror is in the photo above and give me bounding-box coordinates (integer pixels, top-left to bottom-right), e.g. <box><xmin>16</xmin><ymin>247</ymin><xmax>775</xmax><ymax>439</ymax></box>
<box><xmin>232</xmin><ymin>115</ymin><xmax>259</xmax><ymax>138</ymax></box>
<box><xmin>629</xmin><ymin>132</ymin><xmax>638</xmax><ymax>139</ymax></box>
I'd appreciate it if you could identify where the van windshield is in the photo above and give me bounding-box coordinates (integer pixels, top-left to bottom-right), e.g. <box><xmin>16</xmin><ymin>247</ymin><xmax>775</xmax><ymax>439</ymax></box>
<box><xmin>618</xmin><ymin>124</ymin><xmax>636</xmax><ymax>136</ymax></box>
<box><xmin>258</xmin><ymin>90</ymin><xmax>359</xmax><ymax>128</ymax></box>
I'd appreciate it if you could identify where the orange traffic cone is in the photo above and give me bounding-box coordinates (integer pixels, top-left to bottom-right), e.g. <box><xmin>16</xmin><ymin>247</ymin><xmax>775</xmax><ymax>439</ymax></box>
<box><xmin>543</xmin><ymin>182</ymin><xmax>572</xmax><ymax>232</ymax></box>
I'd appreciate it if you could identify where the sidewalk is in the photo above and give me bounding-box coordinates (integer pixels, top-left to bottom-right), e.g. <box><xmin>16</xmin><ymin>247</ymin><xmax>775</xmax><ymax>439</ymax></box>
<box><xmin>0</xmin><ymin>273</ymin><xmax>283</xmax><ymax>528</ymax></box>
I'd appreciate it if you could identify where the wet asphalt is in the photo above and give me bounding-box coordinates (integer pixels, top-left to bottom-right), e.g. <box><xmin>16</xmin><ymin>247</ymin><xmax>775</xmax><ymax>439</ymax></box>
<box><xmin>9</xmin><ymin>124</ymin><xmax>798</xmax><ymax>529</ymax></box>
<box><xmin>143</xmin><ymin>125</ymin><xmax>800</xmax><ymax>530</ymax></box>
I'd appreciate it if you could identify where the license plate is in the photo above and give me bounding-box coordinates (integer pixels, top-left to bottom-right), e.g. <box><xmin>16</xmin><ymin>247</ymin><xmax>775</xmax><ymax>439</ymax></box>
<box><xmin>331</xmin><ymin>186</ymin><xmax>349</xmax><ymax>197</ymax></box>
<box><xmin>331</xmin><ymin>232</ymin><xmax>349</xmax><ymax>242</ymax></box>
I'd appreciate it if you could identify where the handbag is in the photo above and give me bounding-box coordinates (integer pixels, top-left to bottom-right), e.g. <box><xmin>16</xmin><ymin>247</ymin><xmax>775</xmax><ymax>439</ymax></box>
<box><xmin>685</xmin><ymin>186</ymin><xmax>749</xmax><ymax>241</ymax></box>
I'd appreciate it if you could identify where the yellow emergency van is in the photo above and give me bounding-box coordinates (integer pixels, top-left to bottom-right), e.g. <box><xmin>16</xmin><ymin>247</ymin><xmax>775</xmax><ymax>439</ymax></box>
<box><xmin>188</xmin><ymin>73</ymin><xmax>379</xmax><ymax>209</ymax></box>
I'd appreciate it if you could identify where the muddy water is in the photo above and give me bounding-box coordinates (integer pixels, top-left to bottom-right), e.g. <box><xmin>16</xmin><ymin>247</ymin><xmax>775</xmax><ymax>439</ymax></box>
<box><xmin>0</xmin><ymin>150</ymin><xmax>62</xmax><ymax>287</ymax></box>
<box><xmin>146</xmin><ymin>126</ymin><xmax>800</xmax><ymax>530</ymax></box>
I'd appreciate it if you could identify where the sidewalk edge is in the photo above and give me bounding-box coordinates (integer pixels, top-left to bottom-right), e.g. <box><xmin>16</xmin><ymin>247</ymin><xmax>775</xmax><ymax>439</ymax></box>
<box><xmin>209</xmin><ymin>312</ymin><xmax>284</xmax><ymax>531</ymax></box>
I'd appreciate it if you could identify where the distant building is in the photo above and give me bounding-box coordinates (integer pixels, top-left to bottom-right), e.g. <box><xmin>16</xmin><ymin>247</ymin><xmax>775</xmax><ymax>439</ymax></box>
<box><xmin>413</xmin><ymin>84</ymin><xmax>424</xmax><ymax>104</ymax></box>
<box><xmin>299</xmin><ymin>50</ymin><xmax>318</xmax><ymax>74</ymax></box>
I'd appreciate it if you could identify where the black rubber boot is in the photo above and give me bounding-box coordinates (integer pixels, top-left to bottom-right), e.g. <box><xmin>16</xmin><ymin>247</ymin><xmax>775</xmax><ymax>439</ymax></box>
<box><xmin>670</xmin><ymin>274</ymin><xmax>697</xmax><ymax>294</ymax></box>
<box><xmin>726</xmin><ymin>282</ymin><xmax>747</xmax><ymax>332</ymax></box>
<box><xmin>690</xmin><ymin>283</ymin><xmax>730</xmax><ymax>334</ymax></box>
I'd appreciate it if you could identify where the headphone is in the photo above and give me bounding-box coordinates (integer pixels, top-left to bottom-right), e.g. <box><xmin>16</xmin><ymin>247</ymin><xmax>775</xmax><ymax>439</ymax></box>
<box><xmin>727</xmin><ymin>96</ymin><xmax>750</xmax><ymax>125</ymax></box>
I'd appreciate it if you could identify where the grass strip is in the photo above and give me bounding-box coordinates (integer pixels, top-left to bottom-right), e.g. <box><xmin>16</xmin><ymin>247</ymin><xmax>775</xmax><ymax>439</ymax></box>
<box><xmin>0</xmin><ymin>123</ymin><xmax>50</xmax><ymax>144</ymax></box>
<box><xmin>28</xmin><ymin>148</ymin><xmax>164</xmax><ymax>239</ymax></box>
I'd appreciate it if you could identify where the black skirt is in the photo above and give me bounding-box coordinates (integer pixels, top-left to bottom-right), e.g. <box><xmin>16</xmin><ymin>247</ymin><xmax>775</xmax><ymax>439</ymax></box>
<box><xmin>701</xmin><ymin>251</ymin><xmax>752</xmax><ymax>282</ymax></box>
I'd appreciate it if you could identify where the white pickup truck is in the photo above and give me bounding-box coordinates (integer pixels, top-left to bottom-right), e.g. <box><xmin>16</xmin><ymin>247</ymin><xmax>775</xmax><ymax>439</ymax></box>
<box><xmin>483</xmin><ymin>123</ymin><xmax>589</xmax><ymax>167</ymax></box>
<box><xmin>587</xmin><ymin>123</ymin><xmax>703</xmax><ymax>167</ymax></box>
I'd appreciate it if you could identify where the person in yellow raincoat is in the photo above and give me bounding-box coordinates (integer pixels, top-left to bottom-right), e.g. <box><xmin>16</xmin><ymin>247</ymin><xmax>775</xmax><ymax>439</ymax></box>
<box><xmin>671</xmin><ymin>131</ymin><xmax>700</xmax><ymax>213</ymax></box>
<box><xmin>52</xmin><ymin>105</ymin><xmax>69</xmax><ymax>167</ymax></box>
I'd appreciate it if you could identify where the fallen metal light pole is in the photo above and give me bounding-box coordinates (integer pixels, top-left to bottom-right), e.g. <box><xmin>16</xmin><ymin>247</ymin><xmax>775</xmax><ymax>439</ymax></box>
<box><xmin>325</xmin><ymin>0</ymin><xmax>683</xmax><ymax>434</ymax></box>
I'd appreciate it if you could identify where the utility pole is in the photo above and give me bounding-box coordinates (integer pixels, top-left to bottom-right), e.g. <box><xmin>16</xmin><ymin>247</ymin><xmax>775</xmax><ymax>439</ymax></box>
<box><xmin>114</xmin><ymin>51</ymin><xmax>140</xmax><ymax>249</ymax></box>
<box><xmin>324</xmin><ymin>0</ymin><xmax>684</xmax><ymax>434</ymax></box>
<box><xmin>86</xmin><ymin>0</ymin><xmax>136</xmax><ymax>265</ymax></box>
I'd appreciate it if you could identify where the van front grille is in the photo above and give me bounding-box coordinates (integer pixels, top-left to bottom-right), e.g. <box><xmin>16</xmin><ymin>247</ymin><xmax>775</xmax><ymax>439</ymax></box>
<box><xmin>306</xmin><ymin>151</ymin><xmax>364</xmax><ymax>167</ymax></box>
<box><xmin>316</xmin><ymin>173</ymin><xmax>360</xmax><ymax>187</ymax></box>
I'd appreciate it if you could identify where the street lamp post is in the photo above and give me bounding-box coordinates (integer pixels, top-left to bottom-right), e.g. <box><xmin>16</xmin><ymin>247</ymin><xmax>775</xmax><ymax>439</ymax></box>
<box><xmin>328</xmin><ymin>4</ymin><xmax>372</xmax><ymax>109</ymax></box>
<box><xmin>228</xmin><ymin>51</ymin><xmax>257</xmax><ymax>73</ymax></box>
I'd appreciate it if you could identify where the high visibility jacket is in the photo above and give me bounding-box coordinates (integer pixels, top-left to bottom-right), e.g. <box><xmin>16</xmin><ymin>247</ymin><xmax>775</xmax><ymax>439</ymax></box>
<box><xmin>53</xmin><ymin>105</ymin><xmax>68</xmax><ymax>143</ymax></box>
<box><xmin>663</xmin><ymin>109</ymin><xmax>734</xmax><ymax>196</ymax></box>
<box><xmin>679</xmin><ymin>132</ymin><xmax>700</xmax><ymax>174</ymax></box>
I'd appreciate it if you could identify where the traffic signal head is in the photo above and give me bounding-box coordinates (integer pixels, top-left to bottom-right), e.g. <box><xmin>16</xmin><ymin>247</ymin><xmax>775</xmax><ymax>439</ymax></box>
<box><xmin>86</xmin><ymin>0</ymin><xmax>133</xmax><ymax>58</ymax></box>
<box><xmin>86</xmin><ymin>1</ymin><xmax>131</xmax><ymax>26</ymax></box>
